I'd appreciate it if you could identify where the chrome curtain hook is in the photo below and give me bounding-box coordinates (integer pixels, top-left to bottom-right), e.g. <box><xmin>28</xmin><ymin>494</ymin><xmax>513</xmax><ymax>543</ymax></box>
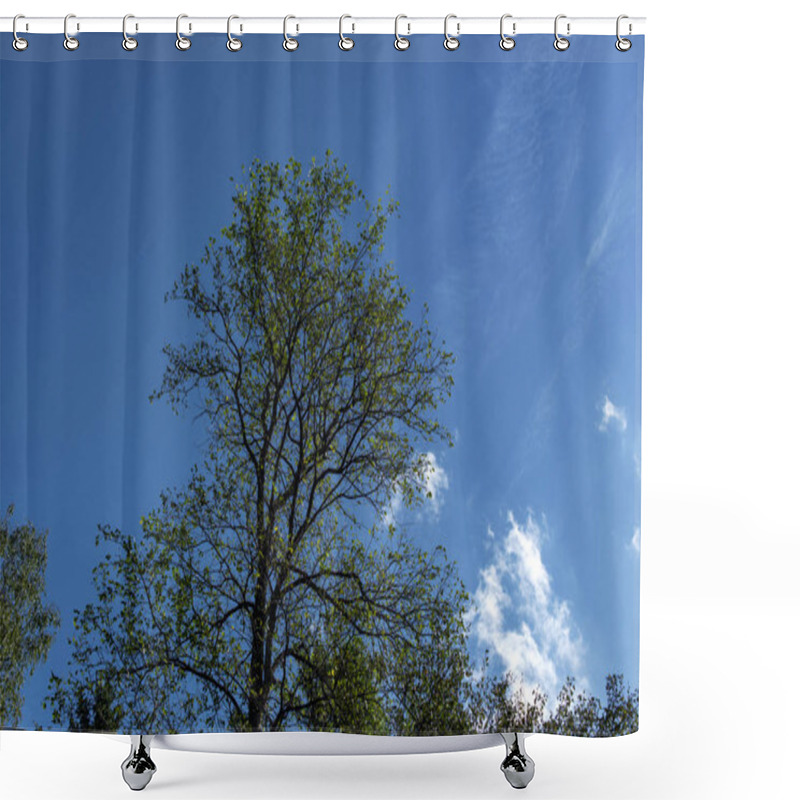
<box><xmin>554</xmin><ymin>14</ymin><xmax>570</xmax><ymax>51</ymax></box>
<box><xmin>339</xmin><ymin>14</ymin><xmax>354</xmax><ymax>51</ymax></box>
<box><xmin>12</xmin><ymin>14</ymin><xmax>29</xmax><ymax>51</ymax></box>
<box><xmin>63</xmin><ymin>13</ymin><xmax>79</xmax><ymax>51</ymax></box>
<box><xmin>616</xmin><ymin>14</ymin><xmax>632</xmax><ymax>51</ymax></box>
<box><xmin>394</xmin><ymin>14</ymin><xmax>410</xmax><ymax>50</ymax></box>
<box><xmin>499</xmin><ymin>14</ymin><xmax>516</xmax><ymax>51</ymax></box>
<box><xmin>283</xmin><ymin>15</ymin><xmax>299</xmax><ymax>51</ymax></box>
<box><xmin>122</xmin><ymin>14</ymin><xmax>138</xmax><ymax>51</ymax></box>
<box><xmin>227</xmin><ymin>15</ymin><xmax>243</xmax><ymax>51</ymax></box>
<box><xmin>443</xmin><ymin>14</ymin><xmax>460</xmax><ymax>51</ymax></box>
<box><xmin>176</xmin><ymin>14</ymin><xmax>191</xmax><ymax>50</ymax></box>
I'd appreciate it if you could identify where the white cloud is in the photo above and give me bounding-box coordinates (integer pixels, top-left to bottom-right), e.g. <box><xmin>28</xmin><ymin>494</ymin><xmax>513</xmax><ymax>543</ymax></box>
<box><xmin>382</xmin><ymin>451</ymin><xmax>449</xmax><ymax>527</ymax></box>
<box><xmin>383</xmin><ymin>487</ymin><xmax>404</xmax><ymax>528</ymax></box>
<box><xmin>421</xmin><ymin>452</ymin><xmax>449</xmax><ymax>516</ymax></box>
<box><xmin>630</xmin><ymin>526</ymin><xmax>641</xmax><ymax>554</ymax></box>
<box><xmin>599</xmin><ymin>395</ymin><xmax>628</xmax><ymax>432</ymax></box>
<box><xmin>467</xmin><ymin>511</ymin><xmax>585</xmax><ymax>700</ymax></box>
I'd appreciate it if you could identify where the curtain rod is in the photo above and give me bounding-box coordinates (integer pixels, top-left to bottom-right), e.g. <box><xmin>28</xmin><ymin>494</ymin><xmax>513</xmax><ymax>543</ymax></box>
<box><xmin>1</xmin><ymin>16</ymin><xmax>645</xmax><ymax>37</ymax></box>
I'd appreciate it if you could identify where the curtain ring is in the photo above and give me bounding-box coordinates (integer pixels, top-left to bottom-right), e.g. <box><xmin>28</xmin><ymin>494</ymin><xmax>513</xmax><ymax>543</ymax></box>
<box><xmin>443</xmin><ymin>14</ymin><xmax>460</xmax><ymax>51</ymax></box>
<box><xmin>283</xmin><ymin>15</ymin><xmax>299</xmax><ymax>51</ymax></box>
<box><xmin>499</xmin><ymin>14</ymin><xmax>515</xmax><ymax>51</ymax></box>
<box><xmin>394</xmin><ymin>14</ymin><xmax>410</xmax><ymax>51</ymax></box>
<box><xmin>227</xmin><ymin>15</ymin><xmax>243</xmax><ymax>51</ymax></box>
<box><xmin>339</xmin><ymin>14</ymin><xmax>354</xmax><ymax>51</ymax></box>
<box><xmin>616</xmin><ymin>15</ymin><xmax>632</xmax><ymax>51</ymax></box>
<box><xmin>122</xmin><ymin>14</ymin><xmax>138</xmax><ymax>51</ymax></box>
<box><xmin>63</xmin><ymin>13</ymin><xmax>79</xmax><ymax>51</ymax></box>
<box><xmin>176</xmin><ymin>14</ymin><xmax>191</xmax><ymax>50</ymax></box>
<box><xmin>554</xmin><ymin>15</ymin><xmax>570</xmax><ymax>51</ymax></box>
<box><xmin>12</xmin><ymin>14</ymin><xmax>28</xmax><ymax>51</ymax></box>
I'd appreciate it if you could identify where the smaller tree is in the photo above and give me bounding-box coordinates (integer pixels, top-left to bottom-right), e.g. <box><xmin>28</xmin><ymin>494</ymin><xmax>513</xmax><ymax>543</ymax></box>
<box><xmin>541</xmin><ymin>677</ymin><xmax>603</xmax><ymax>736</ymax></box>
<box><xmin>593</xmin><ymin>673</ymin><xmax>640</xmax><ymax>736</ymax></box>
<box><xmin>481</xmin><ymin>672</ymin><xmax>639</xmax><ymax>737</ymax></box>
<box><xmin>48</xmin><ymin>669</ymin><xmax>124</xmax><ymax>733</ymax></box>
<box><xmin>384</xmin><ymin>590</ymin><xmax>476</xmax><ymax>736</ymax></box>
<box><xmin>294</xmin><ymin>610</ymin><xmax>390</xmax><ymax>735</ymax></box>
<box><xmin>464</xmin><ymin>656</ymin><xmax>549</xmax><ymax>733</ymax></box>
<box><xmin>0</xmin><ymin>506</ymin><xmax>60</xmax><ymax>727</ymax></box>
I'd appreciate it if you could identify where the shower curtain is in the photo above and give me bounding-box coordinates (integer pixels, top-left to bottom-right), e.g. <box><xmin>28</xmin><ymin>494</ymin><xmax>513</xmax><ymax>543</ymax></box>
<box><xmin>0</xmin><ymin>27</ymin><xmax>643</xmax><ymax>743</ymax></box>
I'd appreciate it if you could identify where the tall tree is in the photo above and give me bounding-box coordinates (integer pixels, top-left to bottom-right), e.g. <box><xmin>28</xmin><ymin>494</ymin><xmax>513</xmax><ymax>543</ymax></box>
<box><xmin>0</xmin><ymin>506</ymin><xmax>60</xmax><ymax>727</ymax></box>
<box><xmin>48</xmin><ymin>154</ymin><xmax>461</xmax><ymax>733</ymax></box>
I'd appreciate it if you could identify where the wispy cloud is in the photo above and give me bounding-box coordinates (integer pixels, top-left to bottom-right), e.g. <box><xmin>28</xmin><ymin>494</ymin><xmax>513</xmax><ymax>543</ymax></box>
<box><xmin>630</xmin><ymin>526</ymin><xmax>641</xmax><ymax>554</ymax></box>
<box><xmin>467</xmin><ymin>511</ymin><xmax>585</xmax><ymax>700</ymax></box>
<box><xmin>598</xmin><ymin>395</ymin><xmax>628</xmax><ymax>432</ymax></box>
<box><xmin>382</xmin><ymin>452</ymin><xmax>449</xmax><ymax>527</ymax></box>
<box><xmin>421</xmin><ymin>452</ymin><xmax>449</xmax><ymax>516</ymax></box>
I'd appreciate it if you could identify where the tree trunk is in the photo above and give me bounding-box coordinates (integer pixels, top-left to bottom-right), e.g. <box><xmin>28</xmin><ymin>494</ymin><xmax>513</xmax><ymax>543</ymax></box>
<box><xmin>248</xmin><ymin>476</ymin><xmax>269</xmax><ymax>731</ymax></box>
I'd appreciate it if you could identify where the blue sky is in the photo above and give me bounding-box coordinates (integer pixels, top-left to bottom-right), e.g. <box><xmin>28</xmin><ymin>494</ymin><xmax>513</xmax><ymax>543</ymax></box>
<box><xmin>1</xmin><ymin>34</ymin><xmax>643</xmax><ymax>729</ymax></box>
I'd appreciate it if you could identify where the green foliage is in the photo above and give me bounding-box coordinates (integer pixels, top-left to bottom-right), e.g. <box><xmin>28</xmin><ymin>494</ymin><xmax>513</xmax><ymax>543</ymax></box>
<box><xmin>294</xmin><ymin>609</ymin><xmax>391</xmax><ymax>735</ymax></box>
<box><xmin>463</xmin><ymin>653</ymin><xmax>549</xmax><ymax>733</ymax></box>
<box><xmin>48</xmin><ymin>669</ymin><xmax>123</xmax><ymax>733</ymax></box>
<box><xmin>470</xmin><ymin>670</ymin><xmax>639</xmax><ymax>737</ymax></box>
<box><xmin>384</xmin><ymin>581</ymin><xmax>475</xmax><ymax>736</ymax></box>
<box><xmin>0</xmin><ymin>506</ymin><xmax>60</xmax><ymax>727</ymax></box>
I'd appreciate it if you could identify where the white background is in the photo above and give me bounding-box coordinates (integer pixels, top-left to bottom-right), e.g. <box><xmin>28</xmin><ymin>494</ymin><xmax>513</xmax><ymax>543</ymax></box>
<box><xmin>2</xmin><ymin>1</ymin><xmax>798</xmax><ymax>798</ymax></box>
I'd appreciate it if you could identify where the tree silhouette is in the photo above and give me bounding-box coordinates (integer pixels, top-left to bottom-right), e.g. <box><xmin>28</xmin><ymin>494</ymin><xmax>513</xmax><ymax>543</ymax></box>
<box><xmin>1</xmin><ymin>506</ymin><xmax>60</xmax><ymax>727</ymax></box>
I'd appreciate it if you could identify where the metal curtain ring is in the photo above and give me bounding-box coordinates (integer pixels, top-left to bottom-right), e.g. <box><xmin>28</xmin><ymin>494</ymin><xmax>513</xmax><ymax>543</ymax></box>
<box><xmin>616</xmin><ymin>14</ymin><xmax>632</xmax><ymax>51</ymax></box>
<box><xmin>63</xmin><ymin>13</ymin><xmax>79</xmax><ymax>51</ymax></box>
<box><xmin>12</xmin><ymin>14</ymin><xmax>28</xmax><ymax>51</ymax></box>
<box><xmin>176</xmin><ymin>14</ymin><xmax>191</xmax><ymax>50</ymax></box>
<box><xmin>394</xmin><ymin>14</ymin><xmax>410</xmax><ymax>50</ymax></box>
<box><xmin>227</xmin><ymin>15</ymin><xmax>243</xmax><ymax>51</ymax></box>
<box><xmin>122</xmin><ymin>14</ymin><xmax>138</xmax><ymax>51</ymax></box>
<box><xmin>499</xmin><ymin>14</ymin><xmax>515</xmax><ymax>51</ymax></box>
<box><xmin>339</xmin><ymin>14</ymin><xmax>354</xmax><ymax>50</ymax></box>
<box><xmin>554</xmin><ymin>14</ymin><xmax>570</xmax><ymax>51</ymax></box>
<box><xmin>283</xmin><ymin>15</ymin><xmax>299</xmax><ymax>51</ymax></box>
<box><xmin>443</xmin><ymin>14</ymin><xmax>460</xmax><ymax>51</ymax></box>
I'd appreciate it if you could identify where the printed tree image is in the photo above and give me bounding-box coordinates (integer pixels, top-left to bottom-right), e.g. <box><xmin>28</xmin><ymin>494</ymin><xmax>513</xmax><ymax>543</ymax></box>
<box><xmin>48</xmin><ymin>153</ymin><xmax>462</xmax><ymax>733</ymax></box>
<box><xmin>46</xmin><ymin>154</ymin><xmax>639</xmax><ymax>737</ymax></box>
<box><xmin>0</xmin><ymin>507</ymin><xmax>60</xmax><ymax>727</ymax></box>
